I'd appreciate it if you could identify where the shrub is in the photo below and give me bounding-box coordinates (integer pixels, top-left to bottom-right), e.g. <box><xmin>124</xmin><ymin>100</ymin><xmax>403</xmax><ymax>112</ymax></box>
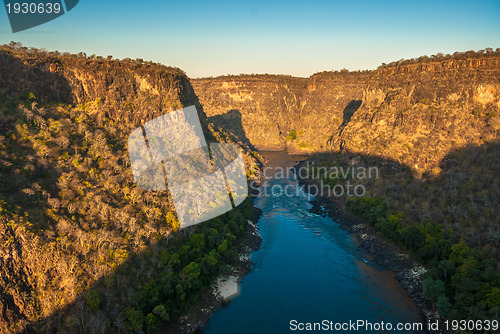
<box><xmin>286</xmin><ymin>129</ymin><xmax>297</xmax><ymax>141</ymax></box>
<box><xmin>125</xmin><ymin>307</ymin><xmax>144</xmax><ymax>331</ymax></box>
<box><xmin>85</xmin><ymin>290</ymin><xmax>100</xmax><ymax>312</ymax></box>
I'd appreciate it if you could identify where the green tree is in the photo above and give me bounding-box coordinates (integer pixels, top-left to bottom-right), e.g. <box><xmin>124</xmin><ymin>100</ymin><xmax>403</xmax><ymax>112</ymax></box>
<box><xmin>449</xmin><ymin>240</ymin><xmax>470</xmax><ymax>267</ymax></box>
<box><xmin>486</xmin><ymin>287</ymin><xmax>500</xmax><ymax>309</ymax></box>
<box><xmin>180</xmin><ymin>262</ymin><xmax>201</xmax><ymax>282</ymax></box>
<box><xmin>423</xmin><ymin>278</ymin><xmax>445</xmax><ymax>301</ymax></box>
<box><xmin>286</xmin><ymin>129</ymin><xmax>297</xmax><ymax>141</ymax></box>
<box><xmin>145</xmin><ymin>313</ymin><xmax>160</xmax><ymax>333</ymax></box>
<box><xmin>85</xmin><ymin>290</ymin><xmax>100</xmax><ymax>312</ymax></box>
<box><xmin>190</xmin><ymin>233</ymin><xmax>206</xmax><ymax>253</ymax></box>
<box><xmin>437</xmin><ymin>295</ymin><xmax>452</xmax><ymax>316</ymax></box>
<box><xmin>152</xmin><ymin>304</ymin><xmax>170</xmax><ymax>321</ymax></box>
<box><xmin>437</xmin><ymin>259</ymin><xmax>455</xmax><ymax>282</ymax></box>
<box><xmin>125</xmin><ymin>307</ymin><xmax>144</xmax><ymax>332</ymax></box>
<box><xmin>399</xmin><ymin>225</ymin><xmax>425</xmax><ymax>251</ymax></box>
<box><xmin>375</xmin><ymin>212</ymin><xmax>402</xmax><ymax>240</ymax></box>
<box><xmin>218</xmin><ymin>239</ymin><xmax>229</xmax><ymax>254</ymax></box>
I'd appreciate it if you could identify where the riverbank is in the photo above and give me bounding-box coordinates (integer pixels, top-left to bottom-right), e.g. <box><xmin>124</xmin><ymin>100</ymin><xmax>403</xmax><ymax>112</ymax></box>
<box><xmin>164</xmin><ymin>210</ymin><xmax>262</xmax><ymax>334</ymax></box>
<box><xmin>168</xmin><ymin>151</ymin><xmax>436</xmax><ymax>334</ymax></box>
<box><xmin>295</xmin><ymin>159</ymin><xmax>439</xmax><ymax>333</ymax></box>
<box><xmin>168</xmin><ymin>151</ymin><xmax>302</xmax><ymax>333</ymax></box>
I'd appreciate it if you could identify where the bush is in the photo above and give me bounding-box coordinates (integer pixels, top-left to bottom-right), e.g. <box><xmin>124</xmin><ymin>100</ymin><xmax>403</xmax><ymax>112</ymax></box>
<box><xmin>286</xmin><ymin>129</ymin><xmax>297</xmax><ymax>141</ymax></box>
<box><xmin>85</xmin><ymin>290</ymin><xmax>100</xmax><ymax>312</ymax></box>
<box><xmin>125</xmin><ymin>307</ymin><xmax>144</xmax><ymax>332</ymax></box>
<box><xmin>152</xmin><ymin>304</ymin><xmax>169</xmax><ymax>321</ymax></box>
<box><xmin>437</xmin><ymin>295</ymin><xmax>451</xmax><ymax>316</ymax></box>
<box><xmin>347</xmin><ymin>196</ymin><xmax>500</xmax><ymax>324</ymax></box>
<box><xmin>423</xmin><ymin>278</ymin><xmax>445</xmax><ymax>301</ymax></box>
<box><xmin>346</xmin><ymin>197</ymin><xmax>387</xmax><ymax>225</ymax></box>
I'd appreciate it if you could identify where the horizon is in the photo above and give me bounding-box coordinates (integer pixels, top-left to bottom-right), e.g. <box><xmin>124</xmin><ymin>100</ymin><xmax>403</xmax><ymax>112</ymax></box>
<box><xmin>1</xmin><ymin>0</ymin><xmax>500</xmax><ymax>78</ymax></box>
<box><xmin>3</xmin><ymin>42</ymin><xmax>498</xmax><ymax>80</ymax></box>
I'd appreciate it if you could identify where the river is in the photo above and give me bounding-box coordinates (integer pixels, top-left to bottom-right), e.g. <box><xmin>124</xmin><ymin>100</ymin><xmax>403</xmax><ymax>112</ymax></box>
<box><xmin>201</xmin><ymin>151</ymin><xmax>423</xmax><ymax>333</ymax></box>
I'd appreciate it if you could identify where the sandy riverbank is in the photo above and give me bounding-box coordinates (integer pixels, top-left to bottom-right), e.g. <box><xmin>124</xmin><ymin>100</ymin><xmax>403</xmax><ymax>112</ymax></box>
<box><xmin>216</xmin><ymin>276</ymin><xmax>240</xmax><ymax>300</ymax></box>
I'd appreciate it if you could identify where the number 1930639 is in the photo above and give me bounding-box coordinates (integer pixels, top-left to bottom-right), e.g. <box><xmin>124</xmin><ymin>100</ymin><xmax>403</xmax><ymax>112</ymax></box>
<box><xmin>6</xmin><ymin>2</ymin><xmax>62</xmax><ymax>14</ymax></box>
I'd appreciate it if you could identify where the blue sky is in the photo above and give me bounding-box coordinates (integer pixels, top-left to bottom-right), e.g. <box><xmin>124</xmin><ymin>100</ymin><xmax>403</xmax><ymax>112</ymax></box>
<box><xmin>1</xmin><ymin>0</ymin><xmax>499</xmax><ymax>78</ymax></box>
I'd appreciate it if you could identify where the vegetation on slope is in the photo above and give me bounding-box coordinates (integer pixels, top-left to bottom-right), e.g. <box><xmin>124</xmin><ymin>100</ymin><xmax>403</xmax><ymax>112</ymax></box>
<box><xmin>305</xmin><ymin>141</ymin><xmax>500</xmax><ymax>332</ymax></box>
<box><xmin>0</xmin><ymin>43</ymin><xmax>260</xmax><ymax>333</ymax></box>
<box><xmin>193</xmin><ymin>48</ymin><xmax>500</xmax><ymax>332</ymax></box>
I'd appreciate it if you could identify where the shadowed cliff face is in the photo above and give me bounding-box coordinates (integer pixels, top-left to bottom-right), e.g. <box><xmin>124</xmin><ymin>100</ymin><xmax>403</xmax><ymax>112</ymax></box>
<box><xmin>193</xmin><ymin>55</ymin><xmax>500</xmax><ymax>175</ymax></box>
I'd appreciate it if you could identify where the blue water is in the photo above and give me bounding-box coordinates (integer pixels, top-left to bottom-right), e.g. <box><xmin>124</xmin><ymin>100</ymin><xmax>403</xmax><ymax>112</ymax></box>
<box><xmin>201</xmin><ymin>152</ymin><xmax>422</xmax><ymax>334</ymax></box>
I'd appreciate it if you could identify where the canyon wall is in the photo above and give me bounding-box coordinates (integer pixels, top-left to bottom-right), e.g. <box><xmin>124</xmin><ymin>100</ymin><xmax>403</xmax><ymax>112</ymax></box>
<box><xmin>0</xmin><ymin>46</ymin><xmax>205</xmax><ymax>134</ymax></box>
<box><xmin>0</xmin><ymin>45</ymin><xmax>259</xmax><ymax>333</ymax></box>
<box><xmin>193</xmin><ymin>55</ymin><xmax>500</xmax><ymax>174</ymax></box>
<box><xmin>192</xmin><ymin>75</ymin><xmax>307</xmax><ymax>150</ymax></box>
<box><xmin>193</xmin><ymin>54</ymin><xmax>500</xmax><ymax>324</ymax></box>
<box><xmin>193</xmin><ymin>72</ymin><xmax>372</xmax><ymax>152</ymax></box>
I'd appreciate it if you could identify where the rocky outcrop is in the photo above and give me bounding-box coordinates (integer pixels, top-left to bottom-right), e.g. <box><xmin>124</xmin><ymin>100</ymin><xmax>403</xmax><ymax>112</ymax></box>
<box><xmin>0</xmin><ymin>46</ymin><xmax>208</xmax><ymax>135</ymax></box>
<box><xmin>0</xmin><ymin>44</ymin><xmax>261</xmax><ymax>333</ymax></box>
<box><xmin>193</xmin><ymin>72</ymin><xmax>371</xmax><ymax>152</ymax></box>
<box><xmin>193</xmin><ymin>75</ymin><xmax>307</xmax><ymax>150</ymax></box>
<box><xmin>337</xmin><ymin>56</ymin><xmax>500</xmax><ymax>175</ymax></box>
<box><xmin>193</xmin><ymin>54</ymin><xmax>500</xmax><ymax>175</ymax></box>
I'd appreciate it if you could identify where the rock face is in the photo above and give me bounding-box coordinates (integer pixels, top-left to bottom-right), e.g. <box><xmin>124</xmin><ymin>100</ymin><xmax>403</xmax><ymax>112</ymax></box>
<box><xmin>343</xmin><ymin>56</ymin><xmax>500</xmax><ymax>175</ymax></box>
<box><xmin>193</xmin><ymin>72</ymin><xmax>371</xmax><ymax>152</ymax></box>
<box><xmin>0</xmin><ymin>45</ymin><xmax>262</xmax><ymax>333</ymax></box>
<box><xmin>0</xmin><ymin>45</ymin><xmax>204</xmax><ymax>333</ymax></box>
<box><xmin>193</xmin><ymin>55</ymin><xmax>500</xmax><ymax>175</ymax></box>
<box><xmin>193</xmin><ymin>75</ymin><xmax>308</xmax><ymax>150</ymax></box>
<box><xmin>0</xmin><ymin>45</ymin><xmax>207</xmax><ymax>134</ymax></box>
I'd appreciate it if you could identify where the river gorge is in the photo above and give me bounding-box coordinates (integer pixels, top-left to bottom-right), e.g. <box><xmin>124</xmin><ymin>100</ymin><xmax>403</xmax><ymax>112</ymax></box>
<box><xmin>0</xmin><ymin>46</ymin><xmax>498</xmax><ymax>333</ymax></box>
<box><xmin>201</xmin><ymin>151</ymin><xmax>423</xmax><ymax>334</ymax></box>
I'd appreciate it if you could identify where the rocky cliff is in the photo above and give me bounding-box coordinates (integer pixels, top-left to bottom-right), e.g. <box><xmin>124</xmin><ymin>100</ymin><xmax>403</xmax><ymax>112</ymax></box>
<box><xmin>193</xmin><ymin>54</ymin><xmax>500</xmax><ymax>175</ymax></box>
<box><xmin>193</xmin><ymin>72</ymin><xmax>372</xmax><ymax>152</ymax></box>
<box><xmin>194</xmin><ymin>51</ymin><xmax>500</xmax><ymax>324</ymax></box>
<box><xmin>192</xmin><ymin>75</ymin><xmax>307</xmax><ymax>150</ymax></box>
<box><xmin>0</xmin><ymin>44</ymin><xmax>203</xmax><ymax>131</ymax></box>
<box><xmin>342</xmin><ymin>56</ymin><xmax>500</xmax><ymax>175</ymax></box>
<box><xmin>0</xmin><ymin>44</ymin><xmax>260</xmax><ymax>333</ymax></box>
